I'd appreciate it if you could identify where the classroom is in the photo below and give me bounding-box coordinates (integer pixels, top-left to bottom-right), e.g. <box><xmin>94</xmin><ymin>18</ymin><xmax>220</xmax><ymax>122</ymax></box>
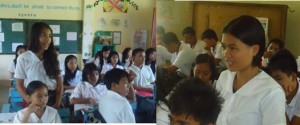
<box><xmin>0</xmin><ymin>0</ymin><xmax>156</xmax><ymax>123</ymax></box>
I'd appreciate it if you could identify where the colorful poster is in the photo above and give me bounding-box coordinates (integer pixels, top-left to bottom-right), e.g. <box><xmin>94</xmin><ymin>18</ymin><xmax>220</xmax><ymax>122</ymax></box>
<box><xmin>103</xmin><ymin>0</ymin><xmax>129</xmax><ymax>13</ymax></box>
<box><xmin>133</xmin><ymin>29</ymin><xmax>147</xmax><ymax>49</ymax></box>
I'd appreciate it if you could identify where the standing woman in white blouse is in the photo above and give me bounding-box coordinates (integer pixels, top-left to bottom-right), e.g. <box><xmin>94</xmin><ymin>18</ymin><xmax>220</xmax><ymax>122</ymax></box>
<box><xmin>15</xmin><ymin>22</ymin><xmax>63</xmax><ymax>108</ymax></box>
<box><xmin>216</xmin><ymin>15</ymin><xmax>286</xmax><ymax>125</ymax></box>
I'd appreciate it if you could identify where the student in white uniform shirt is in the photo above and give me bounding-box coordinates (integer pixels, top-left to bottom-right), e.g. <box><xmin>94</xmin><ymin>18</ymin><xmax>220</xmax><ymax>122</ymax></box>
<box><xmin>63</xmin><ymin>55</ymin><xmax>82</xmax><ymax>91</ymax></box>
<box><xmin>121</xmin><ymin>47</ymin><xmax>133</xmax><ymax>68</ymax></box>
<box><xmin>261</xmin><ymin>38</ymin><xmax>284</xmax><ymax>67</ymax></box>
<box><xmin>216</xmin><ymin>15</ymin><xmax>286</xmax><ymax>125</ymax></box>
<box><xmin>130</xmin><ymin>48</ymin><xmax>156</xmax><ymax>92</ymax></box>
<box><xmin>162</xmin><ymin>32</ymin><xmax>196</xmax><ymax>77</ymax></box>
<box><xmin>86</xmin><ymin>46</ymin><xmax>110</xmax><ymax>72</ymax></box>
<box><xmin>8</xmin><ymin>45</ymin><xmax>27</xmax><ymax>80</ymax></box>
<box><xmin>182</xmin><ymin>26</ymin><xmax>205</xmax><ymax>55</ymax></box>
<box><xmin>201</xmin><ymin>29</ymin><xmax>226</xmax><ymax>69</ymax></box>
<box><xmin>156</xmin><ymin>25</ymin><xmax>172</xmax><ymax>66</ymax></box>
<box><xmin>14</xmin><ymin>81</ymin><xmax>62</xmax><ymax>123</ymax></box>
<box><xmin>267</xmin><ymin>49</ymin><xmax>300</xmax><ymax>125</ymax></box>
<box><xmin>15</xmin><ymin>22</ymin><xmax>64</xmax><ymax>108</ymax></box>
<box><xmin>70</xmin><ymin>63</ymin><xmax>107</xmax><ymax>112</ymax></box>
<box><xmin>101</xmin><ymin>51</ymin><xmax>124</xmax><ymax>77</ymax></box>
<box><xmin>99</xmin><ymin>68</ymin><xmax>136</xmax><ymax>123</ymax></box>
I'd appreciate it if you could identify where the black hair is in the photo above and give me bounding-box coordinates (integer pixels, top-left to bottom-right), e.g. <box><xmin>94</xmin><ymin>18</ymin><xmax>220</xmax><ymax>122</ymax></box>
<box><xmin>223</xmin><ymin>15</ymin><xmax>265</xmax><ymax>66</ymax></box>
<box><xmin>168</xmin><ymin>78</ymin><xmax>223</xmax><ymax>124</ymax></box>
<box><xmin>145</xmin><ymin>47</ymin><xmax>156</xmax><ymax>65</ymax></box>
<box><xmin>63</xmin><ymin>55</ymin><xmax>80</xmax><ymax>86</ymax></box>
<box><xmin>267</xmin><ymin>49</ymin><xmax>297</xmax><ymax>76</ymax></box>
<box><xmin>132</xmin><ymin>48</ymin><xmax>145</xmax><ymax>57</ymax></box>
<box><xmin>13</xmin><ymin>45</ymin><xmax>27</xmax><ymax>66</ymax></box>
<box><xmin>103</xmin><ymin>68</ymin><xmax>128</xmax><ymax>90</ymax></box>
<box><xmin>157</xmin><ymin>25</ymin><xmax>165</xmax><ymax>35</ymax></box>
<box><xmin>182</xmin><ymin>26</ymin><xmax>196</xmax><ymax>36</ymax></box>
<box><xmin>98</xmin><ymin>46</ymin><xmax>110</xmax><ymax>71</ymax></box>
<box><xmin>122</xmin><ymin>47</ymin><xmax>132</xmax><ymax>64</ymax></box>
<box><xmin>107</xmin><ymin>50</ymin><xmax>121</xmax><ymax>65</ymax></box>
<box><xmin>191</xmin><ymin>54</ymin><xmax>218</xmax><ymax>81</ymax></box>
<box><xmin>161</xmin><ymin>32</ymin><xmax>180</xmax><ymax>45</ymax></box>
<box><xmin>201</xmin><ymin>29</ymin><xmax>218</xmax><ymax>41</ymax></box>
<box><xmin>82</xmin><ymin>63</ymin><xmax>100</xmax><ymax>84</ymax></box>
<box><xmin>268</xmin><ymin>38</ymin><xmax>284</xmax><ymax>50</ymax></box>
<box><xmin>26</xmin><ymin>80</ymin><xmax>48</xmax><ymax>96</ymax></box>
<box><xmin>54</xmin><ymin>46</ymin><xmax>60</xmax><ymax>52</ymax></box>
<box><xmin>28</xmin><ymin>22</ymin><xmax>60</xmax><ymax>78</ymax></box>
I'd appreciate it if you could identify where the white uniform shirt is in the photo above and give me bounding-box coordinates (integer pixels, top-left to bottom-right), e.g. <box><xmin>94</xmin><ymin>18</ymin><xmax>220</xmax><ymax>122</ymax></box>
<box><xmin>157</xmin><ymin>45</ymin><xmax>172</xmax><ymax>66</ymax></box>
<box><xmin>8</xmin><ymin>61</ymin><xmax>15</xmax><ymax>73</ymax></box>
<box><xmin>101</xmin><ymin>64</ymin><xmax>124</xmax><ymax>75</ymax></box>
<box><xmin>130</xmin><ymin>64</ymin><xmax>155</xmax><ymax>88</ymax></box>
<box><xmin>286</xmin><ymin>78</ymin><xmax>300</xmax><ymax>120</ymax></box>
<box><xmin>188</xmin><ymin>39</ymin><xmax>205</xmax><ymax>55</ymax></box>
<box><xmin>216</xmin><ymin>70</ymin><xmax>286</xmax><ymax>125</ymax></box>
<box><xmin>70</xmin><ymin>81</ymin><xmax>107</xmax><ymax>111</ymax></box>
<box><xmin>14</xmin><ymin>106</ymin><xmax>61</xmax><ymax>123</ymax></box>
<box><xmin>172</xmin><ymin>43</ymin><xmax>196</xmax><ymax>77</ymax></box>
<box><xmin>67</xmin><ymin>70</ymin><xmax>82</xmax><ymax>87</ymax></box>
<box><xmin>14</xmin><ymin>51</ymin><xmax>64</xmax><ymax>90</ymax></box>
<box><xmin>98</xmin><ymin>90</ymin><xmax>135</xmax><ymax>123</ymax></box>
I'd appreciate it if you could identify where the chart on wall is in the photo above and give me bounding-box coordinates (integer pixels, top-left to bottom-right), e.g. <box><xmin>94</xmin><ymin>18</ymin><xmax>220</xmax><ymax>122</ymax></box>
<box><xmin>133</xmin><ymin>29</ymin><xmax>147</xmax><ymax>49</ymax></box>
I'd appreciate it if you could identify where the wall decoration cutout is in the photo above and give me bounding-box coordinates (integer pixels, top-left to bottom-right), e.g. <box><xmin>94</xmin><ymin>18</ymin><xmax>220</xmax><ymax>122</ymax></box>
<box><xmin>86</xmin><ymin>0</ymin><xmax>139</xmax><ymax>12</ymax></box>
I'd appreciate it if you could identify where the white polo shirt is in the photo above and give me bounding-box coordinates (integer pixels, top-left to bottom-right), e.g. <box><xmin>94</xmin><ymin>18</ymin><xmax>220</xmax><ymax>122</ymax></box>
<box><xmin>216</xmin><ymin>70</ymin><xmax>286</xmax><ymax>125</ymax></box>
<box><xmin>286</xmin><ymin>78</ymin><xmax>300</xmax><ymax>120</ymax></box>
<box><xmin>101</xmin><ymin>64</ymin><xmax>124</xmax><ymax>75</ymax></box>
<box><xmin>172</xmin><ymin>43</ymin><xmax>196</xmax><ymax>77</ymax></box>
<box><xmin>98</xmin><ymin>90</ymin><xmax>135</xmax><ymax>123</ymax></box>
<box><xmin>130</xmin><ymin>64</ymin><xmax>155</xmax><ymax>88</ymax></box>
<box><xmin>14</xmin><ymin>51</ymin><xmax>64</xmax><ymax>90</ymax></box>
<box><xmin>70</xmin><ymin>81</ymin><xmax>107</xmax><ymax>111</ymax></box>
<box><xmin>188</xmin><ymin>39</ymin><xmax>205</xmax><ymax>55</ymax></box>
<box><xmin>8</xmin><ymin>61</ymin><xmax>15</xmax><ymax>73</ymax></box>
<box><xmin>14</xmin><ymin>106</ymin><xmax>62</xmax><ymax>123</ymax></box>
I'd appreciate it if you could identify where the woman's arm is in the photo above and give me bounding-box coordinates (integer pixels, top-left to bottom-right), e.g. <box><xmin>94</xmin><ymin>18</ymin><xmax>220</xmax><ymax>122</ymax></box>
<box><xmin>70</xmin><ymin>97</ymin><xmax>96</xmax><ymax>105</ymax></box>
<box><xmin>16</xmin><ymin>79</ymin><xmax>28</xmax><ymax>103</ymax></box>
<box><xmin>291</xmin><ymin>116</ymin><xmax>300</xmax><ymax>125</ymax></box>
<box><xmin>64</xmin><ymin>85</ymin><xmax>76</xmax><ymax>90</ymax></box>
<box><xmin>9</xmin><ymin>73</ymin><xmax>14</xmax><ymax>79</ymax></box>
<box><xmin>53</xmin><ymin>76</ymin><xmax>63</xmax><ymax>108</ymax></box>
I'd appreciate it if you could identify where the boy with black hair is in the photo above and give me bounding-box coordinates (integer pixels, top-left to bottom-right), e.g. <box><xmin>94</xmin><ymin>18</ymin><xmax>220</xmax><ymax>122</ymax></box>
<box><xmin>182</xmin><ymin>26</ymin><xmax>205</xmax><ymax>55</ymax></box>
<box><xmin>99</xmin><ymin>68</ymin><xmax>136</xmax><ymax>123</ymax></box>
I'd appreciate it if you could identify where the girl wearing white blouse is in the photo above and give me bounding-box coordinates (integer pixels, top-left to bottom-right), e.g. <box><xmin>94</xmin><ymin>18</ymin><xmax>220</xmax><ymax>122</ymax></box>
<box><xmin>7</xmin><ymin>45</ymin><xmax>26</xmax><ymax>80</ymax></box>
<box><xmin>215</xmin><ymin>15</ymin><xmax>286</xmax><ymax>125</ymax></box>
<box><xmin>63</xmin><ymin>55</ymin><xmax>82</xmax><ymax>90</ymax></box>
<box><xmin>15</xmin><ymin>22</ymin><xmax>63</xmax><ymax>108</ymax></box>
<box><xmin>14</xmin><ymin>81</ymin><xmax>61</xmax><ymax>123</ymax></box>
<box><xmin>101</xmin><ymin>51</ymin><xmax>124</xmax><ymax>76</ymax></box>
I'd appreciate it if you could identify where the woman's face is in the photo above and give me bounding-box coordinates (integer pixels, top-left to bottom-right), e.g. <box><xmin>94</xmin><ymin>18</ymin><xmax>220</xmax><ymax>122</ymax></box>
<box><xmin>222</xmin><ymin>33</ymin><xmax>258</xmax><ymax>71</ymax></box>
<box><xmin>27</xmin><ymin>87</ymin><xmax>48</xmax><ymax>109</ymax></box>
<box><xmin>111</xmin><ymin>55</ymin><xmax>119</xmax><ymax>65</ymax></box>
<box><xmin>193</xmin><ymin>63</ymin><xmax>212</xmax><ymax>84</ymax></box>
<box><xmin>39</xmin><ymin>28</ymin><xmax>52</xmax><ymax>51</ymax></box>
<box><xmin>17</xmin><ymin>48</ymin><xmax>26</xmax><ymax>56</ymax></box>
<box><xmin>67</xmin><ymin>58</ymin><xmax>78</xmax><ymax>73</ymax></box>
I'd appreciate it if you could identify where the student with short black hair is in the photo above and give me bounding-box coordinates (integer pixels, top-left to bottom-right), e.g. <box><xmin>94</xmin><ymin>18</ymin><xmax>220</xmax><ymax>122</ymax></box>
<box><xmin>216</xmin><ymin>15</ymin><xmax>286</xmax><ymax>125</ymax></box>
<box><xmin>14</xmin><ymin>80</ymin><xmax>62</xmax><ymax>123</ymax></box>
<box><xmin>267</xmin><ymin>49</ymin><xmax>300</xmax><ymax>125</ymax></box>
<box><xmin>168</xmin><ymin>78</ymin><xmax>223</xmax><ymax>125</ymax></box>
<box><xmin>162</xmin><ymin>32</ymin><xmax>196</xmax><ymax>77</ymax></box>
<box><xmin>182</xmin><ymin>26</ymin><xmax>205</xmax><ymax>55</ymax></box>
<box><xmin>15</xmin><ymin>22</ymin><xmax>64</xmax><ymax>108</ymax></box>
<box><xmin>262</xmin><ymin>38</ymin><xmax>284</xmax><ymax>67</ymax></box>
<box><xmin>156</xmin><ymin>25</ymin><xmax>172</xmax><ymax>66</ymax></box>
<box><xmin>99</xmin><ymin>68</ymin><xmax>135</xmax><ymax>123</ymax></box>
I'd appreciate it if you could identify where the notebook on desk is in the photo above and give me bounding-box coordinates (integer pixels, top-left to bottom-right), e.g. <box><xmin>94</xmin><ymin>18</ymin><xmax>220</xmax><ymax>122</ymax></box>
<box><xmin>136</xmin><ymin>90</ymin><xmax>153</xmax><ymax>97</ymax></box>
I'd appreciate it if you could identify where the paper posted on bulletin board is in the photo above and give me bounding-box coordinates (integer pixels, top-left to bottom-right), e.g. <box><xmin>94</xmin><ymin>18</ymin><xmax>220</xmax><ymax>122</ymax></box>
<box><xmin>133</xmin><ymin>29</ymin><xmax>147</xmax><ymax>49</ymax></box>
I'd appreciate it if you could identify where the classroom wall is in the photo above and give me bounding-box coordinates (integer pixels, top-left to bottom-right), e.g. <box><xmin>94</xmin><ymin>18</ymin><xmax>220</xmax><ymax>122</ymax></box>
<box><xmin>83</xmin><ymin>0</ymin><xmax>155</xmax><ymax>53</ymax></box>
<box><xmin>157</xmin><ymin>0</ymin><xmax>194</xmax><ymax>41</ymax></box>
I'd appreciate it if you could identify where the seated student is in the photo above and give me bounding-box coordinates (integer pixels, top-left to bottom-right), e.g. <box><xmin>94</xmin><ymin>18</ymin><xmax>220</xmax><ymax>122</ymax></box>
<box><xmin>86</xmin><ymin>46</ymin><xmax>110</xmax><ymax>72</ymax></box>
<box><xmin>8</xmin><ymin>45</ymin><xmax>27</xmax><ymax>80</ymax></box>
<box><xmin>156</xmin><ymin>25</ymin><xmax>172</xmax><ymax>66</ymax></box>
<box><xmin>262</xmin><ymin>38</ymin><xmax>284</xmax><ymax>67</ymax></box>
<box><xmin>145</xmin><ymin>48</ymin><xmax>156</xmax><ymax>75</ymax></box>
<box><xmin>14</xmin><ymin>80</ymin><xmax>62</xmax><ymax>123</ymax></box>
<box><xmin>70</xmin><ymin>63</ymin><xmax>107</xmax><ymax>112</ymax></box>
<box><xmin>168</xmin><ymin>78</ymin><xmax>223</xmax><ymax>125</ymax></box>
<box><xmin>129</xmin><ymin>48</ymin><xmax>155</xmax><ymax>92</ymax></box>
<box><xmin>121</xmin><ymin>47</ymin><xmax>133</xmax><ymax>68</ymax></box>
<box><xmin>191</xmin><ymin>53</ymin><xmax>218</xmax><ymax>85</ymax></box>
<box><xmin>181</xmin><ymin>26</ymin><xmax>205</xmax><ymax>55</ymax></box>
<box><xmin>99</xmin><ymin>68</ymin><xmax>136</xmax><ymax>123</ymax></box>
<box><xmin>162</xmin><ymin>32</ymin><xmax>197</xmax><ymax>77</ymax></box>
<box><xmin>266</xmin><ymin>49</ymin><xmax>300</xmax><ymax>125</ymax></box>
<box><xmin>101</xmin><ymin>51</ymin><xmax>124</xmax><ymax>77</ymax></box>
<box><xmin>63</xmin><ymin>55</ymin><xmax>82</xmax><ymax>91</ymax></box>
<box><xmin>201</xmin><ymin>29</ymin><xmax>226</xmax><ymax>70</ymax></box>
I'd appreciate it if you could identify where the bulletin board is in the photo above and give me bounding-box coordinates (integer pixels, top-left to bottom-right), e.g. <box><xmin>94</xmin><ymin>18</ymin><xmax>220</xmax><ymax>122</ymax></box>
<box><xmin>0</xmin><ymin>19</ymin><xmax>82</xmax><ymax>54</ymax></box>
<box><xmin>193</xmin><ymin>2</ymin><xmax>288</xmax><ymax>45</ymax></box>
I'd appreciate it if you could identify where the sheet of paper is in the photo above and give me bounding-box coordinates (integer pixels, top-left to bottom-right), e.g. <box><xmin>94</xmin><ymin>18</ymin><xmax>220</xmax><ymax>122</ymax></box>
<box><xmin>50</xmin><ymin>25</ymin><xmax>60</xmax><ymax>34</ymax></box>
<box><xmin>12</xmin><ymin>22</ymin><xmax>23</xmax><ymax>32</ymax></box>
<box><xmin>113</xmin><ymin>32</ymin><xmax>121</xmax><ymax>44</ymax></box>
<box><xmin>53</xmin><ymin>37</ymin><xmax>60</xmax><ymax>45</ymax></box>
<box><xmin>12</xmin><ymin>43</ymin><xmax>23</xmax><ymax>52</ymax></box>
<box><xmin>67</xmin><ymin>32</ymin><xmax>77</xmax><ymax>41</ymax></box>
<box><xmin>0</xmin><ymin>33</ymin><xmax>4</xmax><ymax>42</ymax></box>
